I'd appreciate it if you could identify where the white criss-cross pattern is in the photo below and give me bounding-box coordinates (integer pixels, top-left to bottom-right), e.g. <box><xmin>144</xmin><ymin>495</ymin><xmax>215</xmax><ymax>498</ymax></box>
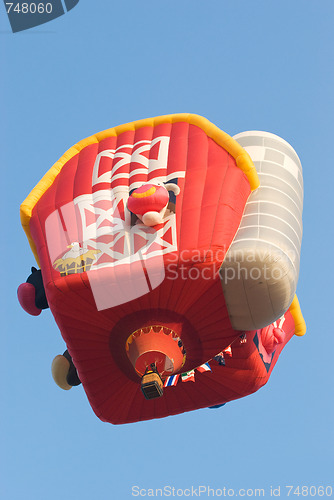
<box><xmin>74</xmin><ymin>191</ymin><xmax>177</xmax><ymax>269</ymax></box>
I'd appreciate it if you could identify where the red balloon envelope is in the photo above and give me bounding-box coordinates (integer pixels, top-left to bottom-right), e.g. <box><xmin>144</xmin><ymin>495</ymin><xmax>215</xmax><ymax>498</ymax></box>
<box><xmin>20</xmin><ymin>114</ymin><xmax>305</xmax><ymax>424</ymax></box>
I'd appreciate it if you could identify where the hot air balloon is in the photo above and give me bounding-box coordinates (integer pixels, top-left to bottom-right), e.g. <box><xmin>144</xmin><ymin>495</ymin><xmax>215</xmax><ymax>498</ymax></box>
<box><xmin>18</xmin><ymin>113</ymin><xmax>306</xmax><ymax>424</ymax></box>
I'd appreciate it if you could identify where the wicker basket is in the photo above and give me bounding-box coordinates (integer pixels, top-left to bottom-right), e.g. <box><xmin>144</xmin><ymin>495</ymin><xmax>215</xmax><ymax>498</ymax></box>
<box><xmin>141</xmin><ymin>372</ymin><xmax>164</xmax><ymax>400</ymax></box>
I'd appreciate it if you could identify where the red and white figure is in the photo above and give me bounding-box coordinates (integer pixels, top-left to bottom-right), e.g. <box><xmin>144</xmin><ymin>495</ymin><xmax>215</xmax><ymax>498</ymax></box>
<box><xmin>45</xmin><ymin>135</ymin><xmax>185</xmax><ymax>310</ymax></box>
<box><xmin>127</xmin><ymin>182</ymin><xmax>180</xmax><ymax>226</ymax></box>
<box><xmin>258</xmin><ymin>315</ymin><xmax>286</xmax><ymax>362</ymax></box>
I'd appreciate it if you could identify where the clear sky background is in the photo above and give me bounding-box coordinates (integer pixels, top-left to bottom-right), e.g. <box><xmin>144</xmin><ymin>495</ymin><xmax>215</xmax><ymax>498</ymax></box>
<box><xmin>1</xmin><ymin>1</ymin><xmax>333</xmax><ymax>499</ymax></box>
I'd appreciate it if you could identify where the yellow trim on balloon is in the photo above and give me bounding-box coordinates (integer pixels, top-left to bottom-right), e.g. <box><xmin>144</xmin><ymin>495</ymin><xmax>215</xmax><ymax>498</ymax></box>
<box><xmin>20</xmin><ymin>113</ymin><xmax>259</xmax><ymax>263</ymax></box>
<box><xmin>289</xmin><ymin>295</ymin><xmax>306</xmax><ymax>336</ymax></box>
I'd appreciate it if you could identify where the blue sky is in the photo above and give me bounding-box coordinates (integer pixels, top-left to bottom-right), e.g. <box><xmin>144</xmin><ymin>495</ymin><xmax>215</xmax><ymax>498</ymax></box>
<box><xmin>1</xmin><ymin>1</ymin><xmax>333</xmax><ymax>499</ymax></box>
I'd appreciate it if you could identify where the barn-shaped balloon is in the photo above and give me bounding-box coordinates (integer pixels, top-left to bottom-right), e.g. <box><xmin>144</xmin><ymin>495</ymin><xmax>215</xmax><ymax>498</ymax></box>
<box><xmin>18</xmin><ymin>114</ymin><xmax>305</xmax><ymax>424</ymax></box>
